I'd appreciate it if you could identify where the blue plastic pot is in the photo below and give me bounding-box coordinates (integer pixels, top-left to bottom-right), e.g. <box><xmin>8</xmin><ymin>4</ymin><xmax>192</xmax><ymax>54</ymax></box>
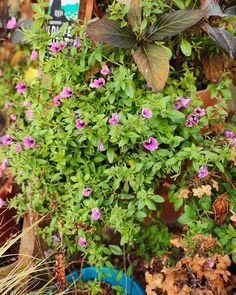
<box><xmin>48</xmin><ymin>267</ymin><xmax>145</xmax><ymax>295</ymax></box>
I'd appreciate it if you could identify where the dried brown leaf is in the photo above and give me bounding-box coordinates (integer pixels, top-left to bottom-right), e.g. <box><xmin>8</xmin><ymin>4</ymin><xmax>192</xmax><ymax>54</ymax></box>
<box><xmin>192</xmin><ymin>185</ymin><xmax>212</xmax><ymax>198</ymax></box>
<box><xmin>213</xmin><ymin>192</ymin><xmax>228</xmax><ymax>224</ymax></box>
<box><xmin>179</xmin><ymin>188</ymin><xmax>191</xmax><ymax>199</ymax></box>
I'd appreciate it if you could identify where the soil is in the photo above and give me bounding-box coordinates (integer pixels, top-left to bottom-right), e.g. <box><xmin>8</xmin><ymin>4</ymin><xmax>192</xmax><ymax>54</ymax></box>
<box><xmin>0</xmin><ymin>239</ymin><xmax>20</xmax><ymax>267</ymax></box>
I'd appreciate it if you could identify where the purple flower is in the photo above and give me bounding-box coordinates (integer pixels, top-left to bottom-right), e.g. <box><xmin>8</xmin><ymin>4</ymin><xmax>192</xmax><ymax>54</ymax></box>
<box><xmin>91</xmin><ymin>207</ymin><xmax>101</xmax><ymax>221</ymax></box>
<box><xmin>2</xmin><ymin>134</ymin><xmax>13</xmax><ymax>145</ymax></box>
<box><xmin>204</xmin><ymin>259</ymin><xmax>214</xmax><ymax>269</ymax></box>
<box><xmin>30</xmin><ymin>50</ymin><xmax>38</xmax><ymax>61</ymax></box>
<box><xmin>83</xmin><ymin>188</ymin><xmax>92</xmax><ymax>197</ymax></box>
<box><xmin>97</xmin><ymin>140</ymin><xmax>105</xmax><ymax>151</ymax></box>
<box><xmin>5</xmin><ymin>102</ymin><xmax>13</xmax><ymax>109</ymax></box>
<box><xmin>225</xmin><ymin>131</ymin><xmax>234</xmax><ymax>139</ymax></box>
<box><xmin>90</xmin><ymin>78</ymin><xmax>106</xmax><ymax>88</ymax></box>
<box><xmin>188</xmin><ymin>114</ymin><xmax>199</xmax><ymax>125</ymax></box>
<box><xmin>181</xmin><ymin>97</ymin><xmax>191</xmax><ymax>108</ymax></box>
<box><xmin>108</xmin><ymin>113</ymin><xmax>119</xmax><ymax>125</ymax></box>
<box><xmin>194</xmin><ymin>107</ymin><xmax>206</xmax><ymax>117</ymax></box>
<box><xmin>23</xmin><ymin>136</ymin><xmax>36</xmax><ymax>148</ymax></box>
<box><xmin>0</xmin><ymin>159</ymin><xmax>8</xmax><ymax>170</ymax></box>
<box><xmin>25</xmin><ymin>109</ymin><xmax>34</xmax><ymax>120</ymax></box>
<box><xmin>10</xmin><ymin>113</ymin><xmax>17</xmax><ymax>121</ymax></box>
<box><xmin>185</xmin><ymin>120</ymin><xmax>193</xmax><ymax>127</ymax></box>
<box><xmin>74</xmin><ymin>110</ymin><xmax>80</xmax><ymax>118</ymax></box>
<box><xmin>198</xmin><ymin>164</ymin><xmax>208</xmax><ymax>179</ymax></box>
<box><xmin>142</xmin><ymin>108</ymin><xmax>152</xmax><ymax>119</ymax></box>
<box><xmin>7</xmin><ymin>17</ymin><xmax>18</xmax><ymax>29</ymax></box>
<box><xmin>15</xmin><ymin>143</ymin><xmax>22</xmax><ymax>153</ymax></box>
<box><xmin>23</xmin><ymin>100</ymin><xmax>31</xmax><ymax>107</ymax></box>
<box><xmin>78</xmin><ymin>237</ymin><xmax>88</xmax><ymax>247</ymax></box>
<box><xmin>100</xmin><ymin>65</ymin><xmax>112</xmax><ymax>75</ymax></box>
<box><xmin>76</xmin><ymin>119</ymin><xmax>86</xmax><ymax>129</ymax></box>
<box><xmin>0</xmin><ymin>198</ymin><xmax>6</xmax><ymax>208</ymax></box>
<box><xmin>53</xmin><ymin>95</ymin><xmax>62</xmax><ymax>107</ymax></box>
<box><xmin>60</xmin><ymin>86</ymin><xmax>73</xmax><ymax>98</ymax></box>
<box><xmin>16</xmin><ymin>82</ymin><xmax>27</xmax><ymax>94</ymax></box>
<box><xmin>51</xmin><ymin>234</ymin><xmax>60</xmax><ymax>245</ymax></box>
<box><xmin>143</xmin><ymin>137</ymin><xmax>159</xmax><ymax>151</ymax></box>
<box><xmin>49</xmin><ymin>42</ymin><xmax>61</xmax><ymax>53</ymax></box>
<box><xmin>73</xmin><ymin>37</ymin><xmax>80</xmax><ymax>48</ymax></box>
<box><xmin>173</xmin><ymin>101</ymin><xmax>182</xmax><ymax>110</ymax></box>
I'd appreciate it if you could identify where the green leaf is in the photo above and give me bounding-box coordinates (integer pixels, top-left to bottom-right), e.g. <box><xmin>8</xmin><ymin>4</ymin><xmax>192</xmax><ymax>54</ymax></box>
<box><xmin>180</xmin><ymin>38</ymin><xmax>192</xmax><ymax>56</ymax></box>
<box><xmin>147</xmin><ymin>10</ymin><xmax>204</xmax><ymax>41</ymax></box>
<box><xmin>116</xmin><ymin>269</ymin><xmax>123</xmax><ymax>281</ymax></box>
<box><xmin>133</xmin><ymin>44</ymin><xmax>169</xmax><ymax>92</ymax></box>
<box><xmin>107</xmin><ymin>148</ymin><xmax>115</xmax><ymax>163</ymax></box>
<box><xmin>86</xmin><ymin>19</ymin><xmax>137</xmax><ymax>48</ymax></box>
<box><xmin>167</xmin><ymin>109</ymin><xmax>186</xmax><ymax>123</ymax></box>
<box><xmin>127</xmin><ymin>0</ymin><xmax>142</xmax><ymax>30</ymax></box>
<box><xmin>109</xmin><ymin>245</ymin><xmax>123</xmax><ymax>255</ymax></box>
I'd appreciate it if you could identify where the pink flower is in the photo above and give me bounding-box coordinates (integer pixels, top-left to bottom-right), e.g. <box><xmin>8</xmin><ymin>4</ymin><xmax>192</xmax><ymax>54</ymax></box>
<box><xmin>173</xmin><ymin>101</ymin><xmax>182</xmax><ymax>110</ymax></box>
<box><xmin>198</xmin><ymin>164</ymin><xmax>208</xmax><ymax>178</ymax></box>
<box><xmin>181</xmin><ymin>97</ymin><xmax>191</xmax><ymax>108</ymax></box>
<box><xmin>30</xmin><ymin>50</ymin><xmax>38</xmax><ymax>61</ymax></box>
<box><xmin>188</xmin><ymin>114</ymin><xmax>199</xmax><ymax>125</ymax></box>
<box><xmin>76</xmin><ymin>119</ymin><xmax>86</xmax><ymax>129</ymax></box>
<box><xmin>143</xmin><ymin>137</ymin><xmax>159</xmax><ymax>151</ymax></box>
<box><xmin>83</xmin><ymin>188</ymin><xmax>92</xmax><ymax>197</ymax></box>
<box><xmin>49</xmin><ymin>42</ymin><xmax>61</xmax><ymax>53</ymax></box>
<box><xmin>60</xmin><ymin>86</ymin><xmax>73</xmax><ymax>98</ymax></box>
<box><xmin>10</xmin><ymin>113</ymin><xmax>17</xmax><ymax>121</ymax></box>
<box><xmin>44</xmin><ymin>249</ymin><xmax>51</xmax><ymax>257</ymax></box>
<box><xmin>23</xmin><ymin>136</ymin><xmax>36</xmax><ymax>148</ymax></box>
<box><xmin>25</xmin><ymin>109</ymin><xmax>34</xmax><ymax>120</ymax></box>
<box><xmin>0</xmin><ymin>70</ymin><xmax>3</xmax><ymax>77</ymax></box>
<box><xmin>78</xmin><ymin>237</ymin><xmax>88</xmax><ymax>247</ymax></box>
<box><xmin>2</xmin><ymin>134</ymin><xmax>13</xmax><ymax>145</ymax></box>
<box><xmin>16</xmin><ymin>82</ymin><xmax>27</xmax><ymax>94</ymax></box>
<box><xmin>0</xmin><ymin>159</ymin><xmax>8</xmax><ymax>170</ymax></box>
<box><xmin>5</xmin><ymin>102</ymin><xmax>13</xmax><ymax>109</ymax></box>
<box><xmin>225</xmin><ymin>131</ymin><xmax>234</xmax><ymax>139</ymax></box>
<box><xmin>108</xmin><ymin>113</ymin><xmax>119</xmax><ymax>125</ymax></box>
<box><xmin>185</xmin><ymin>120</ymin><xmax>193</xmax><ymax>127</ymax></box>
<box><xmin>142</xmin><ymin>108</ymin><xmax>152</xmax><ymax>119</ymax></box>
<box><xmin>194</xmin><ymin>107</ymin><xmax>206</xmax><ymax>117</ymax></box>
<box><xmin>90</xmin><ymin>78</ymin><xmax>106</xmax><ymax>88</ymax></box>
<box><xmin>0</xmin><ymin>198</ymin><xmax>6</xmax><ymax>208</ymax></box>
<box><xmin>230</xmin><ymin>139</ymin><xmax>236</xmax><ymax>147</ymax></box>
<box><xmin>7</xmin><ymin>17</ymin><xmax>18</xmax><ymax>29</ymax></box>
<box><xmin>53</xmin><ymin>95</ymin><xmax>62</xmax><ymax>107</ymax></box>
<box><xmin>15</xmin><ymin>143</ymin><xmax>22</xmax><ymax>153</ymax></box>
<box><xmin>23</xmin><ymin>100</ymin><xmax>31</xmax><ymax>107</ymax></box>
<box><xmin>100</xmin><ymin>65</ymin><xmax>112</xmax><ymax>75</ymax></box>
<box><xmin>91</xmin><ymin>207</ymin><xmax>101</xmax><ymax>220</ymax></box>
<box><xmin>60</xmin><ymin>41</ymin><xmax>67</xmax><ymax>50</ymax></box>
<box><xmin>73</xmin><ymin>37</ymin><xmax>80</xmax><ymax>48</ymax></box>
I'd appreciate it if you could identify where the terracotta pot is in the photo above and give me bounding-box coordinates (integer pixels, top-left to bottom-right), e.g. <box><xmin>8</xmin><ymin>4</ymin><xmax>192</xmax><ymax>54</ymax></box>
<box><xmin>0</xmin><ymin>172</ymin><xmax>21</xmax><ymax>246</ymax></box>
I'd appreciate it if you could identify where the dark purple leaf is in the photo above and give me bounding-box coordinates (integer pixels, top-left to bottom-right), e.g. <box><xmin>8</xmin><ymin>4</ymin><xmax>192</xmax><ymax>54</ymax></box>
<box><xmin>133</xmin><ymin>44</ymin><xmax>169</xmax><ymax>92</ymax></box>
<box><xmin>224</xmin><ymin>5</ymin><xmax>236</xmax><ymax>16</ymax></box>
<box><xmin>200</xmin><ymin>0</ymin><xmax>224</xmax><ymax>17</ymax></box>
<box><xmin>146</xmin><ymin>10</ymin><xmax>205</xmax><ymax>41</ymax></box>
<box><xmin>127</xmin><ymin>0</ymin><xmax>142</xmax><ymax>30</ymax></box>
<box><xmin>205</xmin><ymin>24</ymin><xmax>236</xmax><ymax>59</ymax></box>
<box><xmin>86</xmin><ymin>19</ymin><xmax>136</xmax><ymax>48</ymax></box>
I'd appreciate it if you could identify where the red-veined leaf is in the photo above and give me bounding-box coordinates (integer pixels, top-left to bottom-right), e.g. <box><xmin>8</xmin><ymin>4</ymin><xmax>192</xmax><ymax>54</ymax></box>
<box><xmin>86</xmin><ymin>19</ymin><xmax>136</xmax><ymax>48</ymax></box>
<box><xmin>146</xmin><ymin>10</ymin><xmax>205</xmax><ymax>41</ymax></box>
<box><xmin>127</xmin><ymin>0</ymin><xmax>142</xmax><ymax>30</ymax></box>
<box><xmin>133</xmin><ymin>43</ymin><xmax>169</xmax><ymax>92</ymax></box>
